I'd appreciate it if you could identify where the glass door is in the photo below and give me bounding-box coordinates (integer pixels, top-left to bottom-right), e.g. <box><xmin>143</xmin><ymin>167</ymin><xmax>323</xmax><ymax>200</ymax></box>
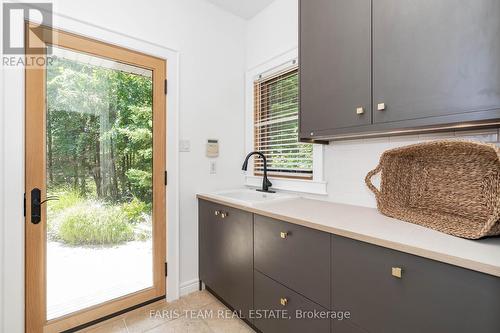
<box><xmin>25</xmin><ymin>24</ymin><xmax>166</xmax><ymax>333</ymax></box>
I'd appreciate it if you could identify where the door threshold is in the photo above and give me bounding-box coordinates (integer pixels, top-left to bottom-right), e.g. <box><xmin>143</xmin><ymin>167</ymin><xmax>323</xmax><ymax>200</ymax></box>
<box><xmin>61</xmin><ymin>295</ymin><xmax>166</xmax><ymax>333</ymax></box>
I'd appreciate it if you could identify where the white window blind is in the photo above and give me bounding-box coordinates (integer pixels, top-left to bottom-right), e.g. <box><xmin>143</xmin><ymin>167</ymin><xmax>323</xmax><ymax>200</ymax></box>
<box><xmin>254</xmin><ymin>67</ymin><xmax>313</xmax><ymax>179</ymax></box>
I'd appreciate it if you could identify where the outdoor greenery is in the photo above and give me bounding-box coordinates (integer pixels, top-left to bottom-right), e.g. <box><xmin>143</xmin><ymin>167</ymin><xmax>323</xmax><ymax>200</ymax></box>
<box><xmin>46</xmin><ymin>54</ymin><xmax>153</xmax><ymax>245</ymax></box>
<box><xmin>57</xmin><ymin>201</ymin><xmax>134</xmax><ymax>245</ymax></box>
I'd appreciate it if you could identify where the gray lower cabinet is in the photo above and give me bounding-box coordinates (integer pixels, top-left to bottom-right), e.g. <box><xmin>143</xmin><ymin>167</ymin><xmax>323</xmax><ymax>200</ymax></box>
<box><xmin>332</xmin><ymin>321</ymin><xmax>368</xmax><ymax>333</ymax></box>
<box><xmin>198</xmin><ymin>199</ymin><xmax>500</xmax><ymax>333</ymax></box>
<box><xmin>332</xmin><ymin>234</ymin><xmax>500</xmax><ymax>333</ymax></box>
<box><xmin>254</xmin><ymin>215</ymin><xmax>331</xmax><ymax>309</ymax></box>
<box><xmin>198</xmin><ymin>200</ymin><xmax>253</xmax><ymax>319</ymax></box>
<box><xmin>254</xmin><ymin>270</ymin><xmax>330</xmax><ymax>333</ymax></box>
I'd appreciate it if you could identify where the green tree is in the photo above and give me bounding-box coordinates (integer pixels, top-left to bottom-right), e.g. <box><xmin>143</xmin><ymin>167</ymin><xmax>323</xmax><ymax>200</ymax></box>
<box><xmin>47</xmin><ymin>56</ymin><xmax>153</xmax><ymax>205</ymax></box>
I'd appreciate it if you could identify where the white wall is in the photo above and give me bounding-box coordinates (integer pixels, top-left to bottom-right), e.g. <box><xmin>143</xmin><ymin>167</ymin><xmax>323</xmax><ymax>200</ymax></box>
<box><xmin>246</xmin><ymin>0</ymin><xmax>500</xmax><ymax>208</ymax></box>
<box><xmin>1</xmin><ymin>1</ymin><xmax>246</xmax><ymax>330</ymax></box>
<box><xmin>246</xmin><ymin>0</ymin><xmax>298</xmax><ymax>70</ymax></box>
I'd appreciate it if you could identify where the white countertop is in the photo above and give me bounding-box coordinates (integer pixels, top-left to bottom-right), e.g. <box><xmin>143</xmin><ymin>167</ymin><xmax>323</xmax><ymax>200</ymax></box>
<box><xmin>197</xmin><ymin>192</ymin><xmax>500</xmax><ymax>278</ymax></box>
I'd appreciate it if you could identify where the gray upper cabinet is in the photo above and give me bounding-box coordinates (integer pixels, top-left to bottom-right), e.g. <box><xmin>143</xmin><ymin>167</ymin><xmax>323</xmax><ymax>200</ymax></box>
<box><xmin>299</xmin><ymin>0</ymin><xmax>500</xmax><ymax>140</ymax></box>
<box><xmin>299</xmin><ymin>0</ymin><xmax>372</xmax><ymax>138</ymax></box>
<box><xmin>373</xmin><ymin>0</ymin><xmax>500</xmax><ymax>126</ymax></box>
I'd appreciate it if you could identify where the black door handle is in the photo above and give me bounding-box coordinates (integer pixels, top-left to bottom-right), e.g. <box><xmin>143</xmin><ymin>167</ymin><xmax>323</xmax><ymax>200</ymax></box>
<box><xmin>31</xmin><ymin>188</ymin><xmax>41</xmax><ymax>224</ymax></box>
<box><xmin>30</xmin><ymin>188</ymin><xmax>59</xmax><ymax>224</ymax></box>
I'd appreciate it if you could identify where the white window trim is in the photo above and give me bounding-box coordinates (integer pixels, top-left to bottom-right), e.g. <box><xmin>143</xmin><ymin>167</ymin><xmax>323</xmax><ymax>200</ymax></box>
<box><xmin>244</xmin><ymin>48</ymin><xmax>327</xmax><ymax>195</ymax></box>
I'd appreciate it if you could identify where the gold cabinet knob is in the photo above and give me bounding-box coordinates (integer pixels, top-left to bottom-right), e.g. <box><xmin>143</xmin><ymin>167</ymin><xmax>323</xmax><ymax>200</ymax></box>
<box><xmin>356</xmin><ymin>107</ymin><xmax>364</xmax><ymax>115</ymax></box>
<box><xmin>221</xmin><ymin>212</ymin><xmax>228</xmax><ymax>219</ymax></box>
<box><xmin>391</xmin><ymin>267</ymin><xmax>402</xmax><ymax>278</ymax></box>
<box><xmin>280</xmin><ymin>232</ymin><xmax>288</xmax><ymax>239</ymax></box>
<box><xmin>280</xmin><ymin>298</ymin><xmax>288</xmax><ymax>306</ymax></box>
<box><xmin>214</xmin><ymin>210</ymin><xmax>220</xmax><ymax>216</ymax></box>
<box><xmin>377</xmin><ymin>103</ymin><xmax>386</xmax><ymax>111</ymax></box>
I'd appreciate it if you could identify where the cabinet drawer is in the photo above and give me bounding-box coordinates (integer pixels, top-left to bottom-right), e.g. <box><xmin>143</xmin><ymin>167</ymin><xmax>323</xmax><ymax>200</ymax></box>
<box><xmin>254</xmin><ymin>270</ymin><xmax>330</xmax><ymax>333</ymax></box>
<box><xmin>332</xmin><ymin>320</ymin><xmax>368</xmax><ymax>333</ymax></box>
<box><xmin>254</xmin><ymin>215</ymin><xmax>331</xmax><ymax>308</ymax></box>
<box><xmin>332</xmin><ymin>235</ymin><xmax>500</xmax><ymax>333</ymax></box>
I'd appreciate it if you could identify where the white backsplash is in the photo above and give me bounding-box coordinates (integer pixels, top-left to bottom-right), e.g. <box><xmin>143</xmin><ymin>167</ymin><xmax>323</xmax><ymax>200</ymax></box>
<box><xmin>318</xmin><ymin>128</ymin><xmax>500</xmax><ymax>208</ymax></box>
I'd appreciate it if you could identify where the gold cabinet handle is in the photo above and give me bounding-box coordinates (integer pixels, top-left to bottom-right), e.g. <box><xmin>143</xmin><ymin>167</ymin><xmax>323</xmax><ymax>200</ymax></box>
<box><xmin>280</xmin><ymin>232</ymin><xmax>288</xmax><ymax>239</ymax></box>
<box><xmin>280</xmin><ymin>298</ymin><xmax>288</xmax><ymax>306</ymax></box>
<box><xmin>214</xmin><ymin>210</ymin><xmax>221</xmax><ymax>216</ymax></box>
<box><xmin>356</xmin><ymin>107</ymin><xmax>364</xmax><ymax>115</ymax></box>
<box><xmin>392</xmin><ymin>267</ymin><xmax>403</xmax><ymax>278</ymax></box>
<box><xmin>221</xmin><ymin>212</ymin><xmax>228</xmax><ymax>219</ymax></box>
<box><xmin>377</xmin><ymin>103</ymin><xmax>386</xmax><ymax>111</ymax></box>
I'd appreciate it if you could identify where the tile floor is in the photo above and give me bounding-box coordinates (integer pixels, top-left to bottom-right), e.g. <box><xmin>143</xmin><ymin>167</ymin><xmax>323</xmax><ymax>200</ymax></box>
<box><xmin>79</xmin><ymin>290</ymin><xmax>256</xmax><ymax>333</ymax></box>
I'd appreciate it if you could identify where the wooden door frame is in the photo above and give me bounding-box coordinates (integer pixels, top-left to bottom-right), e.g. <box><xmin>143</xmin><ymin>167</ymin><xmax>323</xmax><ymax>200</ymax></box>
<box><xmin>25</xmin><ymin>23</ymin><xmax>166</xmax><ymax>333</ymax></box>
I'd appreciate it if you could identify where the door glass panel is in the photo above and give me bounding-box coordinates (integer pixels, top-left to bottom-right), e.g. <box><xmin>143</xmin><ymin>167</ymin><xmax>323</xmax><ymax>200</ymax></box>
<box><xmin>46</xmin><ymin>46</ymin><xmax>154</xmax><ymax>319</ymax></box>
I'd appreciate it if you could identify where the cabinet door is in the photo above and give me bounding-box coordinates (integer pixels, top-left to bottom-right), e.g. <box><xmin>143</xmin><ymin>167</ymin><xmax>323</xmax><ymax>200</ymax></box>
<box><xmin>199</xmin><ymin>200</ymin><xmax>224</xmax><ymax>296</ymax></box>
<box><xmin>198</xmin><ymin>200</ymin><xmax>254</xmax><ymax>318</ymax></box>
<box><xmin>217</xmin><ymin>205</ymin><xmax>254</xmax><ymax>319</ymax></box>
<box><xmin>332</xmin><ymin>235</ymin><xmax>500</xmax><ymax>333</ymax></box>
<box><xmin>332</xmin><ymin>235</ymin><xmax>405</xmax><ymax>332</ymax></box>
<box><xmin>373</xmin><ymin>0</ymin><xmax>500</xmax><ymax>125</ymax></box>
<box><xmin>300</xmin><ymin>0</ymin><xmax>371</xmax><ymax>138</ymax></box>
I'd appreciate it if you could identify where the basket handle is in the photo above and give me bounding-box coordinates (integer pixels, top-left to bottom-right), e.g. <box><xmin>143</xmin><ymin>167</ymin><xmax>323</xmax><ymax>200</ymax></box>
<box><xmin>365</xmin><ymin>165</ymin><xmax>382</xmax><ymax>198</ymax></box>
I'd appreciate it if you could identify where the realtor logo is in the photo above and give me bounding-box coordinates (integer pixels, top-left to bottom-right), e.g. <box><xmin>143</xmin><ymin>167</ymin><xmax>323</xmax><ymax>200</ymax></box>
<box><xmin>2</xmin><ymin>2</ymin><xmax>53</xmax><ymax>55</ymax></box>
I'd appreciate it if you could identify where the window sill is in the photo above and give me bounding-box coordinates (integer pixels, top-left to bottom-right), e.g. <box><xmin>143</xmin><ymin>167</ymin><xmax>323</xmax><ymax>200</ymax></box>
<box><xmin>245</xmin><ymin>175</ymin><xmax>328</xmax><ymax>195</ymax></box>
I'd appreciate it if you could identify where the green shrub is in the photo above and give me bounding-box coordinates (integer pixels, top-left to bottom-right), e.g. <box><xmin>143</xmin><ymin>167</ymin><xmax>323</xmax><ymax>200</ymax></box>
<box><xmin>122</xmin><ymin>198</ymin><xmax>150</xmax><ymax>223</ymax></box>
<box><xmin>47</xmin><ymin>187</ymin><xmax>83</xmax><ymax>213</ymax></box>
<box><xmin>58</xmin><ymin>202</ymin><xmax>134</xmax><ymax>245</ymax></box>
<box><xmin>47</xmin><ymin>187</ymin><xmax>83</xmax><ymax>241</ymax></box>
<box><xmin>125</xmin><ymin>168</ymin><xmax>152</xmax><ymax>203</ymax></box>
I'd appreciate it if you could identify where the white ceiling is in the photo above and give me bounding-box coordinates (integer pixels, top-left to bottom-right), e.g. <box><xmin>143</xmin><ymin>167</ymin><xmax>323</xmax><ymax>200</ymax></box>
<box><xmin>206</xmin><ymin>0</ymin><xmax>275</xmax><ymax>19</ymax></box>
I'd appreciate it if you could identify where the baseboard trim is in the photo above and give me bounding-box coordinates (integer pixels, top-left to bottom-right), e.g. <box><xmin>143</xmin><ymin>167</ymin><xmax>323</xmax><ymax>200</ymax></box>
<box><xmin>180</xmin><ymin>279</ymin><xmax>200</xmax><ymax>296</ymax></box>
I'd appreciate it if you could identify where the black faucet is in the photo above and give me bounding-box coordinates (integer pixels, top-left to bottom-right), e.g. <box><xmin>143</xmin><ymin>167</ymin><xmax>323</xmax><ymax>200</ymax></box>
<box><xmin>242</xmin><ymin>152</ymin><xmax>275</xmax><ymax>193</ymax></box>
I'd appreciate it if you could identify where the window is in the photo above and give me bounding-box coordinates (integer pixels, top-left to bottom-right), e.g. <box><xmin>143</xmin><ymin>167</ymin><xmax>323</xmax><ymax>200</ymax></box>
<box><xmin>253</xmin><ymin>67</ymin><xmax>313</xmax><ymax>179</ymax></box>
<box><xmin>245</xmin><ymin>51</ymin><xmax>326</xmax><ymax>194</ymax></box>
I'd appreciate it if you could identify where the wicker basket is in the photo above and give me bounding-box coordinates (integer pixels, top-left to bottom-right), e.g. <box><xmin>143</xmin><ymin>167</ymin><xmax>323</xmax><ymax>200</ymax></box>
<box><xmin>365</xmin><ymin>140</ymin><xmax>500</xmax><ymax>239</ymax></box>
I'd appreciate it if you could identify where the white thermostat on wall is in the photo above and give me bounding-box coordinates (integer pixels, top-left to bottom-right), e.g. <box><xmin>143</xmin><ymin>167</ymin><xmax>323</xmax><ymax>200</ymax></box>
<box><xmin>206</xmin><ymin>139</ymin><xmax>219</xmax><ymax>157</ymax></box>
